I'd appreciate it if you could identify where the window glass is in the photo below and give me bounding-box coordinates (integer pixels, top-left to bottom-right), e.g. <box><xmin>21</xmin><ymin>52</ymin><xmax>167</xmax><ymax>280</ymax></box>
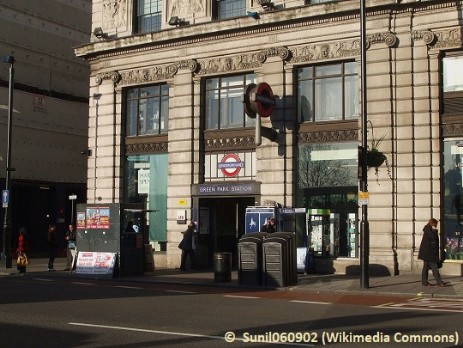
<box><xmin>298</xmin><ymin>62</ymin><xmax>358</xmax><ymax>122</ymax></box>
<box><xmin>443</xmin><ymin>139</ymin><xmax>463</xmax><ymax>261</ymax></box>
<box><xmin>205</xmin><ymin>74</ymin><xmax>256</xmax><ymax>130</ymax></box>
<box><xmin>137</xmin><ymin>0</ymin><xmax>162</xmax><ymax>33</ymax></box>
<box><xmin>126</xmin><ymin>83</ymin><xmax>169</xmax><ymax>136</ymax></box>
<box><xmin>296</xmin><ymin>142</ymin><xmax>358</xmax><ymax>259</ymax></box>
<box><xmin>124</xmin><ymin>154</ymin><xmax>168</xmax><ymax>245</ymax></box>
<box><xmin>443</xmin><ymin>56</ymin><xmax>463</xmax><ymax>92</ymax></box>
<box><xmin>217</xmin><ymin>0</ymin><xmax>246</xmax><ymax>19</ymax></box>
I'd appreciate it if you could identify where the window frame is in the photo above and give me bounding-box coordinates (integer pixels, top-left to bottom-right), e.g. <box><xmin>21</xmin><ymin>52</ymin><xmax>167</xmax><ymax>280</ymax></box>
<box><xmin>135</xmin><ymin>0</ymin><xmax>163</xmax><ymax>34</ymax></box>
<box><xmin>297</xmin><ymin>61</ymin><xmax>358</xmax><ymax>123</ymax></box>
<box><xmin>125</xmin><ymin>83</ymin><xmax>169</xmax><ymax>137</ymax></box>
<box><xmin>204</xmin><ymin>73</ymin><xmax>256</xmax><ymax>130</ymax></box>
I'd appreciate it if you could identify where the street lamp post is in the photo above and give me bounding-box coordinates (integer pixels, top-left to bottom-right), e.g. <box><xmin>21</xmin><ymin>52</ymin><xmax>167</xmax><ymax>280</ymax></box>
<box><xmin>2</xmin><ymin>55</ymin><xmax>15</xmax><ymax>269</ymax></box>
<box><xmin>359</xmin><ymin>0</ymin><xmax>369</xmax><ymax>288</ymax></box>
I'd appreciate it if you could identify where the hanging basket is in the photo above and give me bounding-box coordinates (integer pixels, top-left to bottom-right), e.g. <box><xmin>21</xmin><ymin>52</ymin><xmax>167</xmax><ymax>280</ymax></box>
<box><xmin>367</xmin><ymin>149</ymin><xmax>386</xmax><ymax>168</ymax></box>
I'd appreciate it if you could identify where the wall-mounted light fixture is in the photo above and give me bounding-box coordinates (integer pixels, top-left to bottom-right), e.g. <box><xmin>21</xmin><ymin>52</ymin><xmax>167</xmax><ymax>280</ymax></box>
<box><xmin>258</xmin><ymin>0</ymin><xmax>274</xmax><ymax>10</ymax></box>
<box><xmin>81</xmin><ymin>148</ymin><xmax>92</xmax><ymax>157</ymax></box>
<box><xmin>168</xmin><ymin>16</ymin><xmax>188</xmax><ymax>26</ymax></box>
<box><xmin>247</xmin><ymin>11</ymin><xmax>260</xmax><ymax>19</ymax></box>
<box><xmin>93</xmin><ymin>27</ymin><xmax>108</xmax><ymax>39</ymax></box>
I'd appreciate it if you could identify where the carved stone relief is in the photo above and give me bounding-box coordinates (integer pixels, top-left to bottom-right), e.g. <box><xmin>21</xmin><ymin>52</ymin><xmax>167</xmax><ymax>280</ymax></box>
<box><xmin>170</xmin><ymin>0</ymin><xmax>204</xmax><ymax>17</ymax></box>
<box><xmin>95</xmin><ymin>71</ymin><xmax>121</xmax><ymax>85</ymax></box>
<box><xmin>411</xmin><ymin>30</ymin><xmax>436</xmax><ymax>45</ymax></box>
<box><xmin>289</xmin><ymin>33</ymin><xmax>396</xmax><ymax>63</ymax></box>
<box><xmin>298</xmin><ymin>129</ymin><xmax>358</xmax><ymax>144</ymax></box>
<box><xmin>102</xmin><ymin>0</ymin><xmax>127</xmax><ymax>30</ymax></box>
<box><xmin>430</xmin><ymin>28</ymin><xmax>461</xmax><ymax>49</ymax></box>
<box><xmin>197</xmin><ymin>47</ymin><xmax>289</xmax><ymax>75</ymax></box>
<box><xmin>126</xmin><ymin>142</ymin><xmax>168</xmax><ymax>154</ymax></box>
<box><xmin>118</xmin><ymin>60</ymin><xmax>197</xmax><ymax>86</ymax></box>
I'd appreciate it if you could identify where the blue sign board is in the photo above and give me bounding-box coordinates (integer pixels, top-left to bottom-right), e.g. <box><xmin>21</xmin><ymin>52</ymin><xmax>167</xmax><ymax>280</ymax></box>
<box><xmin>2</xmin><ymin>190</ymin><xmax>9</xmax><ymax>207</ymax></box>
<box><xmin>245</xmin><ymin>207</ymin><xmax>275</xmax><ymax>233</ymax></box>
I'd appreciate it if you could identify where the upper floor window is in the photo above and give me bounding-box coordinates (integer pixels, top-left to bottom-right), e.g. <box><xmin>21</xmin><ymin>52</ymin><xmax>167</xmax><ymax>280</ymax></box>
<box><xmin>136</xmin><ymin>0</ymin><xmax>162</xmax><ymax>33</ymax></box>
<box><xmin>217</xmin><ymin>0</ymin><xmax>246</xmax><ymax>20</ymax></box>
<box><xmin>443</xmin><ymin>55</ymin><xmax>463</xmax><ymax>92</ymax></box>
<box><xmin>297</xmin><ymin>61</ymin><xmax>358</xmax><ymax>123</ymax></box>
<box><xmin>205</xmin><ymin>74</ymin><xmax>256</xmax><ymax>130</ymax></box>
<box><xmin>126</xmin><ymin>84</ymin><xmax>169</xmax><ymax>136</ymax></box>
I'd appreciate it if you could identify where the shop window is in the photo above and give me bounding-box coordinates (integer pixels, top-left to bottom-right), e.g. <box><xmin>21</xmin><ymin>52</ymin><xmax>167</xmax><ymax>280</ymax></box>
<box><xmin>297</xmin><ymin>61</ymin><xmax>358</xmax><ymax>123</ymax></box>
<box><xmin>296</xmin><ymin>142</ymin><xmax>358</xmax><ymax>258</ymax></box>
<box><xmin>443</xmin><ymin>139</ymin><xmax>463</xmax><ymax>261</ymax></box>
<box><xmin>205</xmin><ymin>74</ymin><xmax>256</xmax><ymax>130</ymax></box>
<box><xmin>126</xmin><ymin>84</ymin><xmax>169</xmax><ymax>136</ymax></box>
<box><xmin>215</xmin><ymin>0</ymin><xmax>246</xmax><ymax>20</ymax></box>
<box><xmin>135</xmin><ymin>0</ymin><xmax>162</xmax><ymax>34</ymax></box>
<box><xmin>124</xmin><ymin>154</ymin><xmax>168</xmax><ymax>248</ymax></box>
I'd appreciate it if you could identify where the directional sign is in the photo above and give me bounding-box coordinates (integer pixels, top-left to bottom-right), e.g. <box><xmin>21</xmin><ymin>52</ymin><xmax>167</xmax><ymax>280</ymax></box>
<box><xmin>2</xmin><ymin>190</ymin><xmax>9</xmax><ymax>208</ymax></box>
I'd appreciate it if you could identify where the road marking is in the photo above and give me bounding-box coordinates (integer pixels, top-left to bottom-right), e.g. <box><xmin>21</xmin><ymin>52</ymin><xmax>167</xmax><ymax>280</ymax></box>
<box><xmin>114</xmin><ymin>286</ymin><xmax>144</xmax><ymax>290</ymax></box>
<box><xmin>223</xmin><ymin>294</ymin><xmax>260</xmax><ymax>299</ymax></box>
<box><xmin>290</xmin><ymin>300</ymin><xmax>331</xmax><ymax>305</ymax></box>
<box><xmin>373</xmin><ymin>298</ymin><xmax>463</xmax><ymax>313</ymax></box>
<box><xmin>164</xmin><ymin>289</ymin><xmax>197</xmax><ymax>294</ymax></box>
<box><xmin>33</xmin><ymin>278</ymin><xmax>55</xmax><ymax>282</ymax></box>
<box><xmin>72</xmin><ymin>282</ymin><xmax>95</xmax><ymax>286</ymax></box>
<box><xmin>68</xmin><ymin>322</ymin><xmax>315</xmax><ymax>347</ymax></box>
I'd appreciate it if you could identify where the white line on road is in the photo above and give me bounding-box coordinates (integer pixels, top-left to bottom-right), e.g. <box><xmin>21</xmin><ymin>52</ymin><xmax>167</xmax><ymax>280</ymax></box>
<box><xmin>33</xmin><ymin>278</ymin><xmax>55</xmax><ymax>282</ymax></box>
<box><xmin>72</xmin><ymin>282</ymin><xmax>96</xmax><ymax>286</ymax></box>
<box><xmin>290</xmin><ymin>300</ymin><xmax>331</xmax><ymax>305</ymax></box>
<box><xmin>223</xmin><ymin>294</ymin><xmax>260</xmax><ymax>299</ymax></box>
<box><xmin>114</xmin><ymin>285</ymin><xmax>144</xmax><ymax>290</ymax></box>
<box><xmin>164</xmin><ymin>289</ymin><xmax>197</xmax><ymax>294</ymax></box>
<box><xmin>68</xmin><ymin>322</ymin><xmax>315</xmax><ymax>347</ymax></box>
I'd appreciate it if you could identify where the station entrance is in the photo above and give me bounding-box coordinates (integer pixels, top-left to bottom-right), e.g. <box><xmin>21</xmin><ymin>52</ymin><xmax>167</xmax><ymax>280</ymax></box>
<box><xmin>196</xmin><ymin>197</ymin><xmax>255</xmax><ymax>269</ymax></box>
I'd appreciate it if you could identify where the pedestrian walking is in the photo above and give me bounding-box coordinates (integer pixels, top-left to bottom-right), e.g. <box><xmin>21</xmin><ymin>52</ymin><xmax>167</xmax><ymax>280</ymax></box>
<box><xmin>16</xmin><ymin>227</ymin><xmax>29</xmax><ymax>274</ymax></box>
<box><xmin>178</xmin><ymin>221</ymin><xmax>197</xmax><ymax>271</ymax></box>
<box><xmin>47</xmin><ymin>223</ymin><xmax>57</xmax><ymax>271</ymax></box>
<box><xmin>418</xmin><ymin>218</ymin><xmax>446</xmax><ymax>287</ymax></box>
<box><xmin>64</xmin><ymin>224</ymin><xmax>76</xmax><ymax>271</ymax></box>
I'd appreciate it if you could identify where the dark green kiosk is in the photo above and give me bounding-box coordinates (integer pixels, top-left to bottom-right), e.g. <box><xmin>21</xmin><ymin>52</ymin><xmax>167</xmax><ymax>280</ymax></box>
<box><xmin>75</xmin><ymin>203</ymin><xmax>146</xmax><ymax>276</ymax></box>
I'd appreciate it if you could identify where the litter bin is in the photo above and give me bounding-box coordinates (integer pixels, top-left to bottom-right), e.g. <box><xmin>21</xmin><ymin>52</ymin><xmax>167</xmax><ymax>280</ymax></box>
<box><xmin>237</xmin><ymin>232</ymin><xmax>267</xmax><ymax>286</ymax></box>
<box><xmin>214</xmin><ymin>252</ymin><xmax>232</xmax><ymax>282</ymax></box>
<box><xmin>263</xmin><ymin>232</ymin><xmax>297</xmax><ymax>287</ymax></box>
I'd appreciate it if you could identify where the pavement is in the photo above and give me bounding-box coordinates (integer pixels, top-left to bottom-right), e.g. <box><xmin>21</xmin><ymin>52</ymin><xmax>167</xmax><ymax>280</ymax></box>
<box><xmin>1</xmin><ymin>257</ymin><xmax>463</xmax><ymax>299</ymax></box>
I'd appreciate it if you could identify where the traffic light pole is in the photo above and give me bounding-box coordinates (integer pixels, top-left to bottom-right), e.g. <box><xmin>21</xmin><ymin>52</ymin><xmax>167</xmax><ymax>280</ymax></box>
<box><xmin>360</xmin><ymin>0</ymin><xmax>369</xmax><ymax>289</ymax></box>
<box><xmin>2</xmin><ymin>55</ymin><xmax>15</xmax><ymax>269</ymax></box>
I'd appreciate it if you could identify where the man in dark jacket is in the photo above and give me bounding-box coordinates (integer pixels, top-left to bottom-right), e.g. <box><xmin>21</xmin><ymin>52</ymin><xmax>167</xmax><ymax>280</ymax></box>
<box><xmin>179</xmin><ymin>222</ymin><xmax>197</xmax><ymax>271</ymax></box>
<box><xmin>418</xmin><ymin>218</ymin><xmax>446</xmax><ymax>287</ymax></box>
<box><xmin>260</xmin><ymin>217</ymin><xmax>276</xmax><ymax>233</ymax></box>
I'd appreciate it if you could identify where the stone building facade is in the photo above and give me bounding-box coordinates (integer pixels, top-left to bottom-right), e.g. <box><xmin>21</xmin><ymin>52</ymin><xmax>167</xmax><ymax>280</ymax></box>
<box><xmin>75</xmin><ymin>0</ymin><xmax>463</xmax><ymax>275</ymax></box>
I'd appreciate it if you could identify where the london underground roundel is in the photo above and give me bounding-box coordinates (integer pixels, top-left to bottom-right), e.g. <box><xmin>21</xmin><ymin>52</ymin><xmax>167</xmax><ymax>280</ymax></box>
<box><xmin>218</xmin><ymin>153</ymin><xmax>244</xmax><ymax>177</ymax></box>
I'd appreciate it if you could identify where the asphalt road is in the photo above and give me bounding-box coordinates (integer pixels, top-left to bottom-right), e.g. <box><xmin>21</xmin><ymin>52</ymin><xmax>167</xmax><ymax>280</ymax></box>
<box><xmin>1</xmin><ymin>274</ymin><xmax>462</xmax><ymax>348</ymax></box>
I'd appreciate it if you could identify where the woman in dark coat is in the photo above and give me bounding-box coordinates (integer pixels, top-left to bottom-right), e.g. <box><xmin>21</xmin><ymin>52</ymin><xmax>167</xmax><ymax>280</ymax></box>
<box><xmin>418</xmin><ymin>218</ymin><xmax>445</xmax><ymax>287</ymax></box>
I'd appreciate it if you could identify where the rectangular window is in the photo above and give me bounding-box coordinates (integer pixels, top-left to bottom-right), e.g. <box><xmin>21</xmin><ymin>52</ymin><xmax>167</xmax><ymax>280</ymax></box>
<box><xmin>136</xmin><ymin>0</ymin><xmax>162</xmax><ymax>33</ymax></box>
<box><xmin>443</xmin><ymin>56</ymin><xmax>463</xmax><ymax>92</ymax></box>
<box><xmin>217</xmin><ymin>0</ymin><xmax>246</xmax><ymax>20</ymax></box>
<box><xmin>205</xmin><ymin>74</ymin><xmax>256</xmax><ymax>130</ymax></box>
<box><xmin>126</xmin><ymin>84</ymin><xmax>169</xmax><ymax>136</ymax></box>
<box><xmin>442</xmin><ymin>139</ymin><xmax>463</xmax><ymax>261</ymax></box>
<box><xmin>297</xmin><ymin>62</ymin><xmax>358</xmax><ymax>123</ymax></box>
<box><xmin>124</xmin><ymin>154</ymin><xmax>168</xmax><ymax>244</ymax></box>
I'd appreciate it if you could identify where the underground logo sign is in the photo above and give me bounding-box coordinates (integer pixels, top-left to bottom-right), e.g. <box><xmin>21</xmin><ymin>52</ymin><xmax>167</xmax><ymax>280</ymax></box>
<box><xmin>218</xmin><ymin>154</ymin><xmax>244</xmax><ymax>177</ymax></box>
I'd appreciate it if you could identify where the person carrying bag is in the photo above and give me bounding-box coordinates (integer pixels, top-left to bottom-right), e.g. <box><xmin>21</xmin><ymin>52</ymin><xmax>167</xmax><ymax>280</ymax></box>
<box><xmin>16</xmin><ymin>227</ymin><xmax>30</xmax><ymax>274</ymax></box>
